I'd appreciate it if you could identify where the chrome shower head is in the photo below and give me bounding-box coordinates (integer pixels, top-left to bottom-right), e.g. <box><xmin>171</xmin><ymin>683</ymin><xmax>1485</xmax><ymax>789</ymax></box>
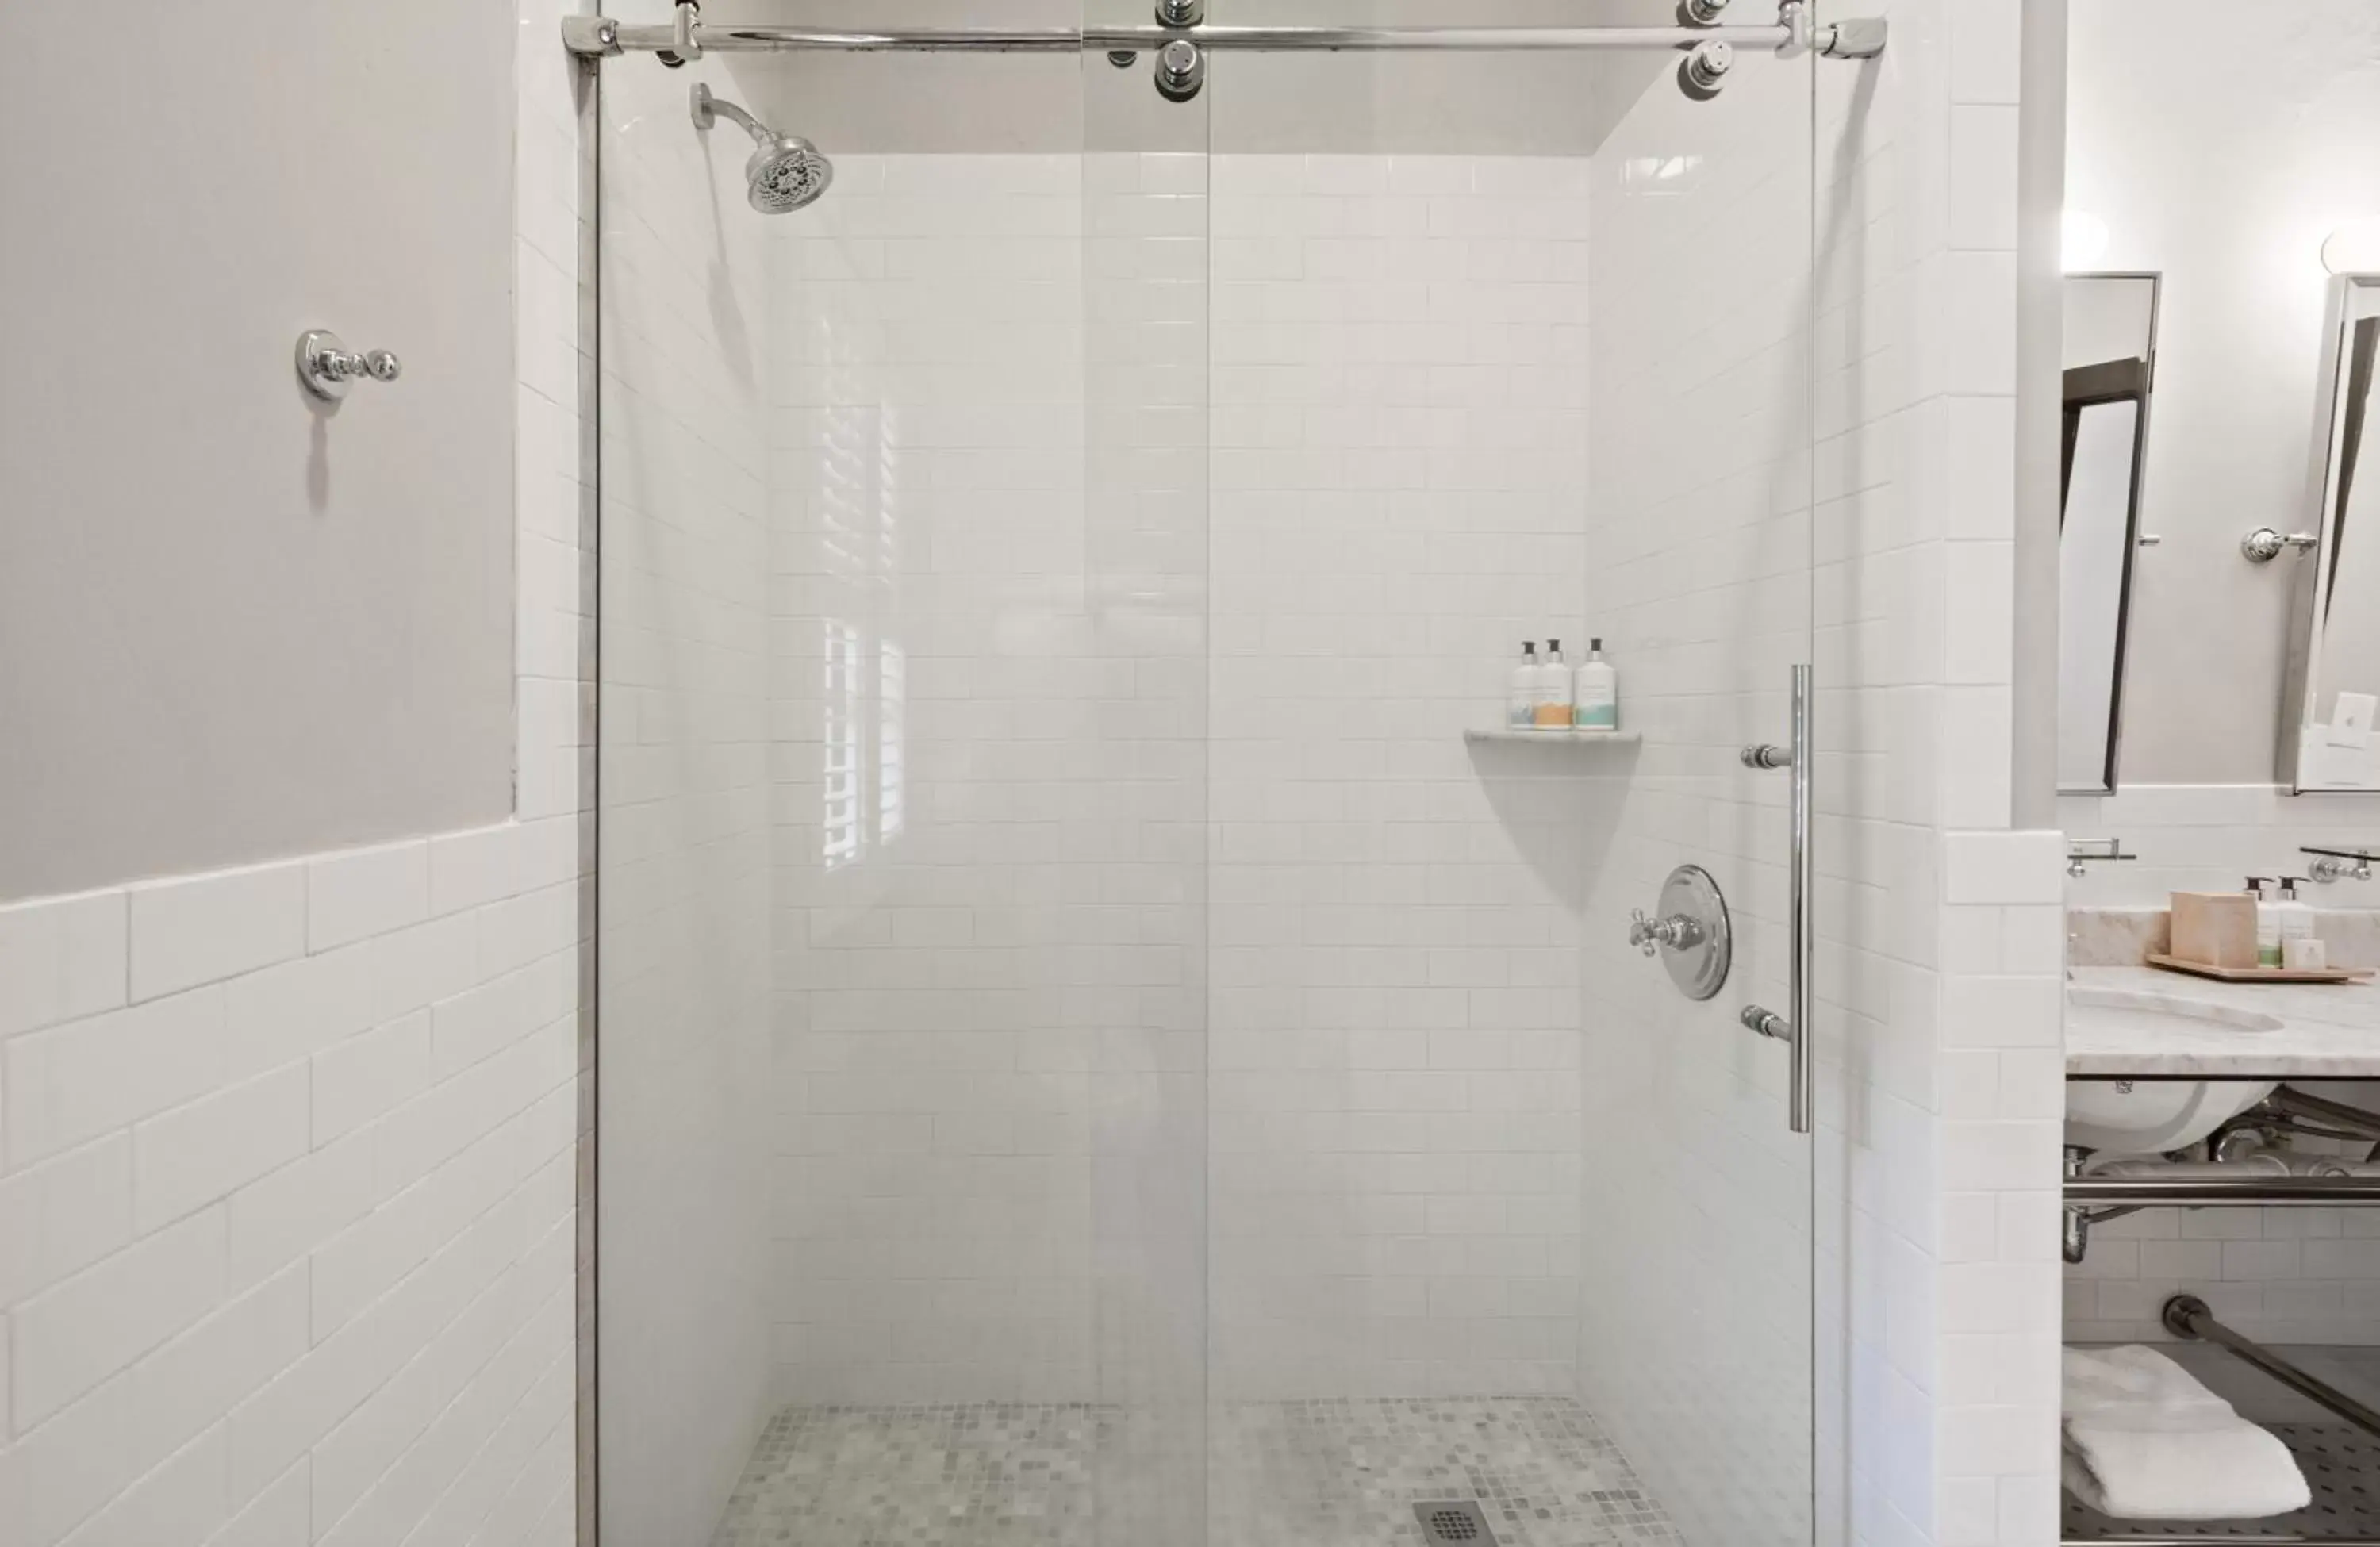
<box><xmin>691</xmin><ymin>83</ymin><xmax>835</xmax><ymax>214</ymax></box>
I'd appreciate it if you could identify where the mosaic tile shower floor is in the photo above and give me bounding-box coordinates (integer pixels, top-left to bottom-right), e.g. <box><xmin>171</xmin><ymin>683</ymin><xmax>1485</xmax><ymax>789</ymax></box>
<box><xmin>709</xmin><ymin>1395</ymin><xmax>1683</xmax><ymax>1547</ymax></box>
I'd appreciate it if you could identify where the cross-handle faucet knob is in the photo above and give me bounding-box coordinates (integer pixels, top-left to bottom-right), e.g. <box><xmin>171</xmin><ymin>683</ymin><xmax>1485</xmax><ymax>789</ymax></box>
<box><xmin>2242</xmin><ymin>528</ymin><xmax>2320</xmax><ymax>563</ymax></box>
<box><xmin>297</xmin><ymin>330</ymin><xmax>402</xmax><ymax>401</ymax></box>
<box><xmin>1629</xmin><ymin>908</ymin><xmax>1703</xmax><ymax>957</ymax></box>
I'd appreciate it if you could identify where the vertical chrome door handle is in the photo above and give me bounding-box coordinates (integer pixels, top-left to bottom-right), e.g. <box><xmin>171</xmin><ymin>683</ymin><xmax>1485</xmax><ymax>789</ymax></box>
<box><xmin>1787</xmin><ymin>663</ymin><xmax>1811</xmax><ymax>1134</ymax></box>
<box><xmin>1741</xmin><ymin>666</ymin><xmax>1814</xmax><ymax>1134</ymax></box>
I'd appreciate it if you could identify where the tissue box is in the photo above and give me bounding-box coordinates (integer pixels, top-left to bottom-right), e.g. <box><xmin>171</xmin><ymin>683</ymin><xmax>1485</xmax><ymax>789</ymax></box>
<box><xmin>2170</xmin><ymin>892</ymin><xmax>2259</xmax><ymax>969</ymax></box>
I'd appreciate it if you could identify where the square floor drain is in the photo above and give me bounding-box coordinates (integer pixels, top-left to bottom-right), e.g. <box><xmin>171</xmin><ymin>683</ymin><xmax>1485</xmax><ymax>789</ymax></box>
<box><xmin>1415</xmin><ymin>1501</ymin><xmax>1499</xmax><ymax>1546</ymax></box>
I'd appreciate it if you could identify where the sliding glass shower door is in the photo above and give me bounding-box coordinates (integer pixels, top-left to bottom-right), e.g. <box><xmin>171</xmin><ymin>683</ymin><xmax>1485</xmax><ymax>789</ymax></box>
<box><xmin>595</xmin><ymin>8</ymin><xmax>1820</xmax><ymax>1544</ymax></box>
<box><xmin>1193</xmin><ymin>28</ymin><xmax>1818</xmax><ymax>1547</ymax></box>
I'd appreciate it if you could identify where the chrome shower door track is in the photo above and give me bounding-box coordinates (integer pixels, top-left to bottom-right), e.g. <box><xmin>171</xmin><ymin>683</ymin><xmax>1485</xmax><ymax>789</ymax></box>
<box><xmin>562</xmin><ymin>5</ymin><xmax>1887</xmax><ymax>63</ymax></box>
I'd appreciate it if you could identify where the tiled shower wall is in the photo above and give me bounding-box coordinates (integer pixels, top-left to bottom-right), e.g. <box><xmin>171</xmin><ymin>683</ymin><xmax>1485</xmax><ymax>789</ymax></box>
<box><xmin>762</xmin><ymin>150</ymin><xmax>1595</xmax><ymax>1406</ymax></box>
<box><xmin>765</xmin><ymin>152</ymin><xmax>1161</xmax><ymax>1407</ymax></box>
<box><xmin>1204</xmin><ymin>152</ymin><xmax>1593</xmax><ymax>1403</ymax></box>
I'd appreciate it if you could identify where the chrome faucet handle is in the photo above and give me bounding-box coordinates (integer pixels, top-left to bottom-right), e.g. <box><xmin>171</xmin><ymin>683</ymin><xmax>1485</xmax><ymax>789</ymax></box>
<box><xmin>2307</xmin><ymin>852</ymin><xmax>2377</xmax><ymax>883</ymax></box>
<box><xmin>1629</xmin><ymin>908</ymin><xmax>1702</xmax><ymax>956</ymax></box>
<box><xmin>2242</xmin><ymin>528</ymin><xmax>2319</xmax><ymax>563</ymax></box>
<box><xmin>297</xmin><ymin>330</ymin><xmax>402</xmax><ymax>401</ymax></box>
<box><xmin>2066</xmin><ymin>838</ymin><xmax>2136</xmax><ymax>878</ymax></box>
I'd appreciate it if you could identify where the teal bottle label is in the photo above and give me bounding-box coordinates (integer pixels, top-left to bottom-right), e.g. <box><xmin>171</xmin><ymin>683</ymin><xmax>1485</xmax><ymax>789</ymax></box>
<box><xmin>1574</xmin><ymin>703</ymin><xmax>1618</xmax><ymax>730</ymax></box>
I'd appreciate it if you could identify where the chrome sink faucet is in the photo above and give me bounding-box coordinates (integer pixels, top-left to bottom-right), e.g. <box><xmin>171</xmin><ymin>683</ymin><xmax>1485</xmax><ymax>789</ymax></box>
<box><xmin>2303</xmin><ymin>846</ymin><xmax>2376</xmax><ymax>883</ymax></box>
<box><xmin>2067</xmin><ymin>838</ymin><xmax>2136</xmax><ymax>879</ymax></box>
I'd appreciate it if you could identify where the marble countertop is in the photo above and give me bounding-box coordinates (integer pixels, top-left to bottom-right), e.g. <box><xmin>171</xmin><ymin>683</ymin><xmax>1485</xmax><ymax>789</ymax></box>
<box><xmin>2067</xmin><ymin>965</ymin><xmax>2380</xmax><ymax>1077</ymax></box>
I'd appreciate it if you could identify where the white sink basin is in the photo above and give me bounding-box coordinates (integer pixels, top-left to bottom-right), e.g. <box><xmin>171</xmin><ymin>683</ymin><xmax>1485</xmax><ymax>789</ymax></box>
<box><xmin>2064</xmin><ymin>988</ymin><xmax>2286</xmax><ymax>1154</ymax></box>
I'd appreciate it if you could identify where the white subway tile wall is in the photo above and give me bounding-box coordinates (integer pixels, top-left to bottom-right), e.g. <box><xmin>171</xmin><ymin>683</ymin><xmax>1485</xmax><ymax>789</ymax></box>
<box><xmin>2059</xmin><ymin>784</ymin><xmax>2380</xmax><ymax>905</ymax></box>
<box><xmin>1206</xmin><ymin>150</ymin><xmax>1592</xmax><ymax>1403</ymax></box>
<box><xmin>2063</xmin><ymin>1105</ymin><xmax>2380</xmax><ymax>1347</ymax></box>
<box><xmin>0</xmin><ymin>821</ymin><xmax>583</xmax><ymax>1547</ymax></box>
<box><xmin>765</xmin><ymin>152</ymin><xmax>1107</xmax><ymax>1407</ymax></box>
<box><xmin>0</xmin><ymin>0</ymin><xmax>593</xmax><ymax>1541</ymax></box>
<box><xmin>762</xmin><ymin>148</ymin><xmax>1594</xmax><ymax>1408</ymax></box>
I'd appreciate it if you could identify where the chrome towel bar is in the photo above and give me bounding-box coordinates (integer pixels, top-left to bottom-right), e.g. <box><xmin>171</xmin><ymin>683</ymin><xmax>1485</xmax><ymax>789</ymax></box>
<box><xmin>2160</xmin><ymin>1295</ymin><xmax>2380</xmax><ymax>1439</ymax></box>
<box><xmin>2064</xmin><ymin>1177</ymin><xmax>2380</xmax><ymax>1207</ymax></box>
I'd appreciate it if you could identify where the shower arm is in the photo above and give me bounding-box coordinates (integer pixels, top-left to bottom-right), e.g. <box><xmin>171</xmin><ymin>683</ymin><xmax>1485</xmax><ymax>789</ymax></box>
<box><xmin>690</xmin><ymin>85</ymin><xmax>770</xmax><ymax>146</ymax></box>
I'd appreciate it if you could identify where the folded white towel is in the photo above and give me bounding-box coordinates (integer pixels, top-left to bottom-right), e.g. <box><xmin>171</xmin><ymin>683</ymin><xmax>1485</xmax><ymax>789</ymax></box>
<box><xmin>2063</xmin><ymin>1345</ymin><xmax>2311</xmax><ymax>1521</ymax></box>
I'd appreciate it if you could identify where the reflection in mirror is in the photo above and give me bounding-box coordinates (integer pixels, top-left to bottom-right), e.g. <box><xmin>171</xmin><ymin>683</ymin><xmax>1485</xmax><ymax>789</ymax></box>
<box><xmin>2059</xmin><ymin>273</ymin><xmax>2161</xmax><ymax>793</ymax></box>
<box><xmin>2286</xmin><ymin>274</ymin><xmax>2380</xmax><ymax>790</ymax></box>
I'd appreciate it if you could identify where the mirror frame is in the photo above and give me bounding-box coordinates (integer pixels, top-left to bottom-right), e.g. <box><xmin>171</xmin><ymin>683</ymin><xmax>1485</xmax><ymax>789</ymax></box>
<box><xmin>2059</xmin><ymin>270</ymin><xmax>2163</xmax><ymax>796</ymax></box>
<box><xmin>2282</xmin><ymin>271</ymin><xmax>2380</xmax><ymax>793</ymax></box>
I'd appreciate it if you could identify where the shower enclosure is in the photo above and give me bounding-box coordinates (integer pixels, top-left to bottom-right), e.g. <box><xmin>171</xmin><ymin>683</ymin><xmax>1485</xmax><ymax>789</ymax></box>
<box><xmin>591</xmin><ymin>5</ymin><xmax>1848</xmax><ymax>1543</ymax></box>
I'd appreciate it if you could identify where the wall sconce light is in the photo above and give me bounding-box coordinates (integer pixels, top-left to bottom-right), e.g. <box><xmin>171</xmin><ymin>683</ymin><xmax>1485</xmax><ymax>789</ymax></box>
<box><xmin>2063</xmin><ymin>210</ymin><xmax>2109</xmax><ymax>271</ymax></box>
<box><xmin>2322</xmin><ymin>222</ymin><xmax>2380</xmax><ymax>276</ymax></box>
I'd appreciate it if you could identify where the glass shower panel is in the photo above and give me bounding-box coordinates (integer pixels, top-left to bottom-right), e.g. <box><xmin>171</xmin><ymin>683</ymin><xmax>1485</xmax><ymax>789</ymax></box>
<box><xmin>1081</xmin><ymin>41</ymin><xmax>1211</xmax><ymax>1547</ymax></box>
<box><xmin>594</xmin><ymin>44</ymin><xmax>777</xmax><ymax>1547</ymax></box>
<box><xmin>1198</xmin><ymin>18</ymin><xmax>1818</xmax><ymax>1547</ymax></box>
<box><xmin>602</xmin><ymin>11</ymin><xmax>1824</xmax><ymax>1547</ymax></box>
<box><xmin>597</xmin><ymin>20</ymin><xmax>1213</xmax><ymax>1544</ymax></box>
<box><xmin>1574</xmin><ymin>39</ymin><xmax>1820</xmax><ymax>1547</ymax></box>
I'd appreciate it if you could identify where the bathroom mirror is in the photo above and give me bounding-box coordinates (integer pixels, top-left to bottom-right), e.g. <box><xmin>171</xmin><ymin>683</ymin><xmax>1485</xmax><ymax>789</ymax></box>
<box><xmin>2282</xmin><ymin>274</ymin><xmax>2380</xmax><ymax>792</ymax></box>
<box><xmin>2059</xmin><ymin>272</ymin><xmax>2161</xmax><ymax>793</ymax></box>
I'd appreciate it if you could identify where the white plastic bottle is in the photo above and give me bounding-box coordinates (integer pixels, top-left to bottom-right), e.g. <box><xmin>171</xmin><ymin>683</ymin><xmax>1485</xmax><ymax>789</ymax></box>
<box><xmin>1537</xmin><ymin>640</ymin><xmax>1575</xmax><ymax>729</ymax></box>
<box><xmin>1573</xmin><ymin>638</ymin><xmax>1618</xmax><ymax>731</ymax></box>
<box><xmin>1509</xmin><ymin>643</ymin><xmax>1540</xmax><ymax>730</ymax></box>
<box><xmin>2247</xmin><ymin>877</ymin><xmax>2283</xmax><ymax>969</ymax></box>
<box><xmin>2278</xmin><ymin>877</ymin><xmax>2320</xmax><ymax>968</ymax></box>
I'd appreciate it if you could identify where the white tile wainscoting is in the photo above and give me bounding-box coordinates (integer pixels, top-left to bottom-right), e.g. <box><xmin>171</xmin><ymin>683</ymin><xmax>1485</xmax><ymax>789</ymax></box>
<box><xmin>0</xmin><ymin>821</ymin><xmax>585</xmax><ymax>1546</ymax></box>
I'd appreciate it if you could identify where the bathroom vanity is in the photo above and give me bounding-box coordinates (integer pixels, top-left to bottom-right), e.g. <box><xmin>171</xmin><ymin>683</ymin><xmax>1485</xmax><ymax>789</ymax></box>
<box><xmin>2067</xmin><ymin>967</ymin><xmax>2380</xmax><ymax>1078</ymax></box>
<box><xmin>2063</xmin><ymin>954</ymin><xmax>2380</xmax><ymax>1544</ymax></box>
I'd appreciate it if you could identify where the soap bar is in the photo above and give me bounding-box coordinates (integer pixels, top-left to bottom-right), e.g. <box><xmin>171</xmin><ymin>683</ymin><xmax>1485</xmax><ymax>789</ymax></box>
<box><xmin>2170</xmin><ymin>892</ymin><xmax>2259</xmax><ymax>969</ymax></box>
<box><xmin>2286</xmin><ymin>935</ymin><xmax>2330</xmax><ymax>972</ymax></box>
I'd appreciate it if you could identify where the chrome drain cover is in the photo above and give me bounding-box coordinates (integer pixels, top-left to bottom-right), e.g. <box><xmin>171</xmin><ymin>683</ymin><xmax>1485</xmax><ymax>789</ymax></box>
<box><xmin>1415</xmin><ymin>1501</ymin><xmax>1498</xmax><ymax>1545</ymax></box>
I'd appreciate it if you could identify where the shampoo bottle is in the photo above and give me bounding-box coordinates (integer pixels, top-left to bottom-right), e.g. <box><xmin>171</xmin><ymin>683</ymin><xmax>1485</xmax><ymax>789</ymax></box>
<box><xmin>1510</xmin><ymin>643</ymin><xmax>1540</xmax><ymax>730</ymax></box>
<box><xmin>1537</xmin><ymin>640</ymin><xmax>1575</xmax><ymax>729</ymax></box>
<box><xmin>1573</xmin><ymin>639</ymin><xmax>1618</xmax><ymax>731</ymax></box>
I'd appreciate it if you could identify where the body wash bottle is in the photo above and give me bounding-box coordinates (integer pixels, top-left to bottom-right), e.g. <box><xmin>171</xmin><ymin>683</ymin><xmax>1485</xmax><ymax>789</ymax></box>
<box><xmin>1574</xmin><ymin>638</ymin><xmax>1618</xmax><ymax>731</ymax></box>
<box><xmin>1510</xmin><ymin>643</ymin><xmax>1540</xmax><ymax>730</ymax></box>
<box><xmin>2278</xmin><ymin>877</ymin><xmax>2321</xmax><ymax>969</ymax></box>
<box><xmin>1537</xmin><ymin>640</ymin><xmax>1575</xmax><ymax>729</ymax></box>
<box><xmin>2247</xmin><ymin>877</ymin><xmax>2283</xmax><ymax>969</ymax></box>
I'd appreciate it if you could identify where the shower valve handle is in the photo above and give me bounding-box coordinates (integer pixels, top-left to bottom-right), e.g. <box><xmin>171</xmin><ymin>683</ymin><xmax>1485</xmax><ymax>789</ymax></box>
<box><xmin>1629</xmin><ymin>908</ymin><xmax>1702</xmax><ymax>957</ymax></box>
<box><xmin>297</xmin><ymin>330</ymin><xmax>401</xmax><ymax>401</ymax></box>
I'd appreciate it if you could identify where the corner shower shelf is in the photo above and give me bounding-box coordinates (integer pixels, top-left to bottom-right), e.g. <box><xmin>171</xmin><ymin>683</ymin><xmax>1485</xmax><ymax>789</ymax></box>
<box><xmin>1464</xmin><ymin>727</ymin><xmax>1642</xmax><ymax>747</ymax></box>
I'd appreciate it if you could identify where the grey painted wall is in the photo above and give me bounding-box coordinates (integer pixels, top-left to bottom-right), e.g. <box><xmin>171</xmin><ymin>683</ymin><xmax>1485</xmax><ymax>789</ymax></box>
<box><xmin>0</xmin><ymin>0</ymin><xmax>517</xmax><ymax>900</ymax></box>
